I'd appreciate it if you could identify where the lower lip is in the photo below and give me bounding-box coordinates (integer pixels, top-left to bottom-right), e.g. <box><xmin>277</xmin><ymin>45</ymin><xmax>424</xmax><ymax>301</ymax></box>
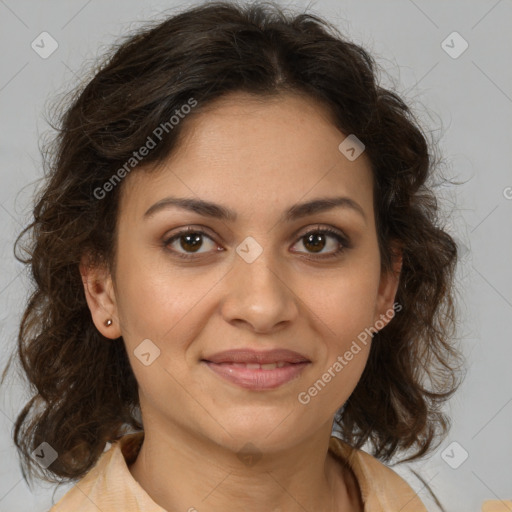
<box><xmin>203</xmin><ymin>361</ymin><xmax>310</xmax><ymax>390</ymax></box>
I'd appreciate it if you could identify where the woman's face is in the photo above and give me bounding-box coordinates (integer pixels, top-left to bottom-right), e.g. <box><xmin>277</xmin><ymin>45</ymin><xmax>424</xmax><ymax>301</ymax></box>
<box><xmin>84</xmin><ymin>91</ymin><xmax>400</xmax><ymax>453</ymax></box>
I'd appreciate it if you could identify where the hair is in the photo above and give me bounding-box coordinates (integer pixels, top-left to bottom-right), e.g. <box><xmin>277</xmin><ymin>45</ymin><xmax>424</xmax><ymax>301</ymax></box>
<box><xmin>2</xmin><ymin>0</ymin><xmax>464</xmax><ymax>506</ymax></box>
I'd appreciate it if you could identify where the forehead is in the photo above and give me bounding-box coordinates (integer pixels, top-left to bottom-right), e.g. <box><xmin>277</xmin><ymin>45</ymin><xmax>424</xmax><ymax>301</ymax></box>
<box><xmin>118</xmin><ymin>91</ymin><xmax>374</xmax><ymax>226</ymax></box>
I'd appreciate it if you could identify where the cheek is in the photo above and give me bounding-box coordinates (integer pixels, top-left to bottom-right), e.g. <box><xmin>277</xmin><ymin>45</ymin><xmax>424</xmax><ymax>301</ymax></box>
<box><xmin>304</xmin><ymin>260</ymin><xmax>381</xmax><ymax>344</ymax></box>
<box><xmin>113</xmin><ymin>261</ymin><xmax>206</xmax><ymax>405</ymax></box>
<box><xmin>114</xmin><ymin>245</ymin><xmax>207</xmax><ymax>344</ymax></box>
<box><xmin>297</xmin><ymin>271</ymin><xmax>377</xmax><ymax>415</ymax></box>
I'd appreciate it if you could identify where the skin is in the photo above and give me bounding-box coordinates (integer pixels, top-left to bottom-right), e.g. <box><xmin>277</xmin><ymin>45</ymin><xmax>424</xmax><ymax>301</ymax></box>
<box><xmin>80</xmin><ymin>91</ymin><xmax>402</xmax><ymax>512</ymax></box>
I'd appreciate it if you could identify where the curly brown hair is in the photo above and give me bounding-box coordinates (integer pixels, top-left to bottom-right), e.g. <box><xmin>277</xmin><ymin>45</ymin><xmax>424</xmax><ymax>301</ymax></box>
<box><xmin>2</xmin><ymin>0</ymin><xmax>464</xmax><ymax>497</ymax></box>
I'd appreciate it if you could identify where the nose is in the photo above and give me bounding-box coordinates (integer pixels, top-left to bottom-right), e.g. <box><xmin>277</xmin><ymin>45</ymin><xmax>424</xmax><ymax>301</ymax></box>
<box><xmin>220</xmin><ymin>245</ymin><xmax>299</xmax><ymax>334</ymax></box>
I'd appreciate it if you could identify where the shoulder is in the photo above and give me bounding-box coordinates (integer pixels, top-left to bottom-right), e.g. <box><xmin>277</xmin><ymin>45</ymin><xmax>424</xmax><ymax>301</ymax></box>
<box><xmin>329</xmin><ymin>435</ymin><xmax>428</xmax><ymax>512</ymax></box>
<box><xmin>49</xmin><ymin>432</ymin><xmax>161</xmax><ymax>512</ymax></box>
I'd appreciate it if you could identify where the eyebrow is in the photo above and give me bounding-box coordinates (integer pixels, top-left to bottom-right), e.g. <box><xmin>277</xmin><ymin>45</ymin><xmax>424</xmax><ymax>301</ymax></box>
<box><xmin>143</xmin><ymin>195</ymin><xmax>367</xmax><ymax>224</ymax></box>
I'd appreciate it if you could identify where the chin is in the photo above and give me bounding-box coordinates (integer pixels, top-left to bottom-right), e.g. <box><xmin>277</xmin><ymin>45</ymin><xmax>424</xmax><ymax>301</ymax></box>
<box><xmin>204</xmin><ymin>409</ymin><xmax>306</xmax><ymax>452</ymax></box>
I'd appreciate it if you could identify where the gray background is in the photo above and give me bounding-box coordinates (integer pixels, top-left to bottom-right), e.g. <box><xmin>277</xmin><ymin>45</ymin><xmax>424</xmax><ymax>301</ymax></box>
<box><xmin>0</xmin><ymin>0</ymin><xmax>511</xmax><ymax>511</ymax></box>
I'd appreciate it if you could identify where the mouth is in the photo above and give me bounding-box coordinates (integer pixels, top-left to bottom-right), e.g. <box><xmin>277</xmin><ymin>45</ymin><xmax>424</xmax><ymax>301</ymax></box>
<box><xmin>201</xmin><ymin>348</ymin><xmax>311</xmax><ymax>390</ymax></box>
<box><xmin>210</xmin><ymin>361</ymin><xmax>295</xmax><ymax>369</ymax></box>
<box><xmin>203</xmin><ymin>348</ymin><xmax>310</xmax><ymax>365</ymax></box>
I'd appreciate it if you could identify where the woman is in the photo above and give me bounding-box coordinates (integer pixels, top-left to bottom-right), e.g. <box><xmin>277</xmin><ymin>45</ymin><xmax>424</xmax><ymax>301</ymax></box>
<box><xmin>2</xmin><ymin>1</ymin><xmax>464</xmax><ymax>510</ymax></box>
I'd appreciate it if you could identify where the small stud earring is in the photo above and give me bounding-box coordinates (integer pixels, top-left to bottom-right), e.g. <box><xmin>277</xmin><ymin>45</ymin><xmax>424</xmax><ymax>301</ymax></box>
<box><xmin>105</xmin><ymin>319</ymin><xmax>113</xmax><ymax>327</ymax></box>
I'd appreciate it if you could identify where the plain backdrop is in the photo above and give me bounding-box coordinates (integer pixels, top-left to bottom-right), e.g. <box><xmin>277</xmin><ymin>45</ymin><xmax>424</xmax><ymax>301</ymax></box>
<box><xmin>0</xmin><ymin>1</ymin><xmax>511</xmax><ymax>511</ymax></box>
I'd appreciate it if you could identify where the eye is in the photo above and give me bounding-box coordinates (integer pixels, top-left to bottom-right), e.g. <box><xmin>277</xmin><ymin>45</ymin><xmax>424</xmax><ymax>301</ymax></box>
<box><xmin>163</xmin><ymin>225</ymin><xmax>350</xmax><ymax>260</ymax></box>
<box><xmin>163</xmin><ymin>226</ymin><xmax>219</xmax><ymax>259</ymax></box>
<box><xmin>290</xmin><ymin>226</ymin><xmax>350</xmax><ymax>259</ymax></box>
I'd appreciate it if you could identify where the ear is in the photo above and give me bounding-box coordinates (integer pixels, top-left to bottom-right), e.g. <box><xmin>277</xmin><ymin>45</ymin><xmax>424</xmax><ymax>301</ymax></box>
<box><xmin>79</xmin><ymin>253</ymin><xmax>121</xmax><ymax>339</ymax></box>
<box><xmin>373</xmin><ymin>243</ymin><xmax>403</xmax><ymax>329</ymax></box>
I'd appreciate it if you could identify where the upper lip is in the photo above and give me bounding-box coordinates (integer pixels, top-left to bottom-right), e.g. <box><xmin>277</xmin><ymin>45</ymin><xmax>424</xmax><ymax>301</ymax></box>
<box><xmin>202</xmin><ymin>349</ymin><xmax>310</xmax><ymax>365</ymax></box>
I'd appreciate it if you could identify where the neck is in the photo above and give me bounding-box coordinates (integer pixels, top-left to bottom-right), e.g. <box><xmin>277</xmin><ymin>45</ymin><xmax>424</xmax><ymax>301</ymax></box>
<box><xmin>128</xmin><ymin>418</ymin><xmax>357</xmax><ymax>512</ymax></box>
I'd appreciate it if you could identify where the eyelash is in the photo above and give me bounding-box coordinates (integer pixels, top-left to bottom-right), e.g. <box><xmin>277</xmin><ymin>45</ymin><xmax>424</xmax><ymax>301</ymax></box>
<box><xmin>163</xmin><ymin>225</ymin><xmax>351</xmax><ymax>261</ymax></box>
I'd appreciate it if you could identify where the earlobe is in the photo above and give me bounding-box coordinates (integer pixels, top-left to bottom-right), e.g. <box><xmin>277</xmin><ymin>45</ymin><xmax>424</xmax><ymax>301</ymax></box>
<box><xmin>79</xmin><ymin>255</ymin><xmax>121</xmax><ymax>339</ymax></box>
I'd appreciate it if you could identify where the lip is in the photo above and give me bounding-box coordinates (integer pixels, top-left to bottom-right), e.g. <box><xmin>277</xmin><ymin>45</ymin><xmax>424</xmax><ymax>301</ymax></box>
<box><xmin>201</xmin><ymin>349</ymin><xmax>311</xmax><ymax>390</ymax></box>
<box><xmin>203</xmin><ymin>361</ymin><xmax>310</xmax><ymax>390</ymax></box>
<box><xmin>203</xmin><ymin>349</ymin><xmax>310</xmax><ymax>365</ymax></box>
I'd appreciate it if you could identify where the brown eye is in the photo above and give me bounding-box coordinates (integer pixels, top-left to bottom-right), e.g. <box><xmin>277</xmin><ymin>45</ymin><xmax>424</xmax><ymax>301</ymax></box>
<box><xmin>163</xmin><ymin>225</ymin><xmax>350</xmax><ymax>261</ymax></box>
<box><xmin>177</xmin><ymin>232</ymin><xmax>203</xmax><ymax>253</ymax></box>
<box><xmin>164</xmin><ymin>227</ymin><xmax>219</xmax><ymax>259</ymax></box>
<box><xmin>302</xmin><ymin>232</ymin><xmax>328</xmax><ymax>253</ymax></box>
<box><xmin>291</xmin><ymin>227</ymin><xmax>350</xmax><ymax>259</ymax></box>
